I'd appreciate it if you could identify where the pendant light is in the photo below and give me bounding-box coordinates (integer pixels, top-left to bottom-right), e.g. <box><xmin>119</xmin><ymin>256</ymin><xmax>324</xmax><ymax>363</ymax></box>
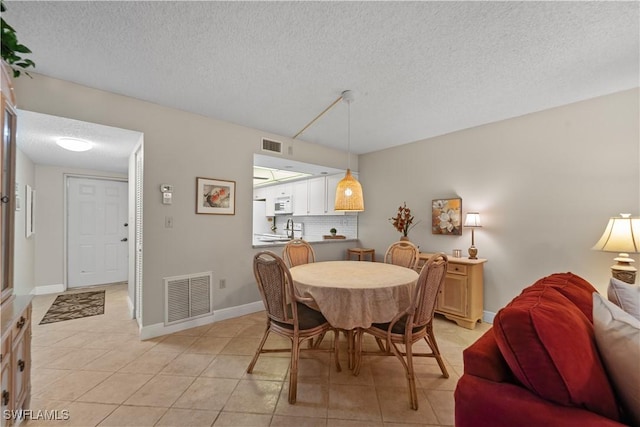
<box><xmin>334</xmin><ymin>90</ymin><xmax>364</xmax><ymax>211</ymax></box>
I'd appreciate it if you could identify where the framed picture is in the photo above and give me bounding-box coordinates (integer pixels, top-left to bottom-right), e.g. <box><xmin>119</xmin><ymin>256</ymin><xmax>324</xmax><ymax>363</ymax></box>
<box><xmin>26</xmin><ymin>185</ymin><xmax>35</xmax><ymax>237</ymax></box>
<box><xmin>432</xmin><ymin>198</ymin><xmax>462</xmax><ymax>235</ymax></box>
<box><xmin>196</xmin><ymin>177</ymin><xmax>236</xmax><ymax>215</ymax></box>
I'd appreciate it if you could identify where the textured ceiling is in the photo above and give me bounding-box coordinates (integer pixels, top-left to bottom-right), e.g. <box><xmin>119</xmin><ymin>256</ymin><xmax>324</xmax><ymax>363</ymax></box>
<box><xmin>6</xmin><ymin>1</ymin><xmax>639</xmax><ymax>168</ymax></box>
<box><xmin>17</xmin><ymin>110</ymin><xmax>142</xmax><ymax>174</ymax></box>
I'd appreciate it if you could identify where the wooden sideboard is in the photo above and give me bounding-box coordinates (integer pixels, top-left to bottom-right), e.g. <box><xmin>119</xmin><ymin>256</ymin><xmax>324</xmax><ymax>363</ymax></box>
<box><xmin>418</xmin><ymin>253</ymin><xmax>487</xmax><ymax>329</ymax></box>
<box><xmin>1</xmin><ymin>295</ymin><xmax>33</xmax><ymax>425</ymax></box>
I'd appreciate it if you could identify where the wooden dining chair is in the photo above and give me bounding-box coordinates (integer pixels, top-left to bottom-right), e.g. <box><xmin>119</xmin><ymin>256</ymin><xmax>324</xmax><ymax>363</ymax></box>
<box><xmin>283</xmin><ymin>239</ymin><xmax>316</xmax><ymax>267</ymax></box>
<box><xmin>354</xmin><ymin>252</ymin><xmax>449</xmax><ymax>410</ymax></box>
<box><xmin>248</xmin><ymin>251</ymin><xmax>340</xmax><ymax>404</ymax></box>
<box><xmin>384</xmin><ymin>240</ymin><xmax>420</xmax><ymax>270</ymax></box>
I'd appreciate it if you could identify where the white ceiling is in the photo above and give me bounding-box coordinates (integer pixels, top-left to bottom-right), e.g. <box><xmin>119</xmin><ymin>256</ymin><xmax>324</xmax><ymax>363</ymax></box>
<box><xmin>6</xmin><ymin>1</ymin><xmax>639</xmax><ymax>170</ymax></box>
<box><xmin>17</xmin><ymin>110</ymin><xmax>142</xmax><ymax>174</ymax></box>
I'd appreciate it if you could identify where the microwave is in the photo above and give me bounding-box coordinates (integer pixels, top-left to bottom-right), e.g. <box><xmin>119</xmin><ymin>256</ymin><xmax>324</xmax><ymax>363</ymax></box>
<box><xmin>274</xmin><ymin>196</ymin><xmax>292</xmax><ymax>215</ymax></box>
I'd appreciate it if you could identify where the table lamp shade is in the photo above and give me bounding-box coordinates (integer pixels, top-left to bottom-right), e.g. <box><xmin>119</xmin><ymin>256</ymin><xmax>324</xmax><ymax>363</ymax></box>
<box><xmin>591</xmin><ymin>214</ymin><xmax>640</xmax><ymax>253</ymax></box>
<box><xmin>464</xmin><ymin>212</ymin><xmax>482</xmax><ymax>228</ymax></box>
<box><xmin>592</xmin><ymin>214</ymin><xmax>640</xmax><ymax>284</ymax></box>
<box><xmin>464</xmin><ymin>212</ymin><xmax>482</xmax><ymax>259</ymax></box>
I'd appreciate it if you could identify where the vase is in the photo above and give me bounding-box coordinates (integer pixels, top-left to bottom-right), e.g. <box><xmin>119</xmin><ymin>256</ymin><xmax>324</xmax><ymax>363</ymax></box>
<box><xmin>400</xmin><ymin>236</ymin><xmax>410</xmax><ymax>241</ymax></box>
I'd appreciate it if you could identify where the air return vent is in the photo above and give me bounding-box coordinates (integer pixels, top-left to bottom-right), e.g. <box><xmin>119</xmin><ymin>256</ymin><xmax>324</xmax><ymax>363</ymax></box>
<box><xmin>261</xmin><ymin>138</ymin><xmax>283</xmax><ymax>154</ymax></box>
<box><xmin>164</xmin><ymin>272</ymin><xmax>213</xmax><ymax>325</ymax></box>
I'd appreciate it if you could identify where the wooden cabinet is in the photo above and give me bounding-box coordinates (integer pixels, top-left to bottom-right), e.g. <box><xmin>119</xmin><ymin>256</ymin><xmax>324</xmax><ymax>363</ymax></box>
<box><xmin>1</xmin><ymin>63</ymin><xmax>17</xmax><ymax>304</ymax></box>
<box><xmin>1</xmin><ymin>296</ymin><xmax>32</xmax><ymax>426</ymax></box>
<box><xmin>418</xmin><ymin>253</ymin><xmax>486</xmax><ymax>329</ymax></box>
<box><xmin>0</xmin><ymin>63</ymin><xmax>31</xmax><ymax>427</ymax></box>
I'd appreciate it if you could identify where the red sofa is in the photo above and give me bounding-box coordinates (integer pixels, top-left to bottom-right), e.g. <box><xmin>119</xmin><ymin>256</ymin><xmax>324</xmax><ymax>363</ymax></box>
<box><xmin>455</xmin><ymin>273</ymin><xmax>629</xmax><ymax>427</ymax></box>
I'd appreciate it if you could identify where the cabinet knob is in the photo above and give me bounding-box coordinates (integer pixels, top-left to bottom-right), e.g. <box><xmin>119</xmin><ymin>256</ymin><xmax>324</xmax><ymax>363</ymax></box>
<box><xmin>17</xmin><ymin>360</ymin><xmax>25</xmax><ymax>372</ymax></box>
<box><xmin>2</xmin><ymin>390</ymin><xmax>9</xmax><ymax>406</ymax></box>
<box><xmin>16</xmin><ymin>316</ymin><xmax>25</xmax><ymax>329</ymax></box>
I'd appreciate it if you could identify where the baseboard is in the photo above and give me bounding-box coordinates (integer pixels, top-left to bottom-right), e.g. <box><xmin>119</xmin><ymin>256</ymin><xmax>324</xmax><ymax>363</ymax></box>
<box><xmin>31</xmin><ymin>284</ymin><xmax>65</xmax><ymax>295</ymax></box>
<box><xmin>139</xmin><ymin>300</ymin><xmax>264</xmax><ymax>340</ymax></box>
<box><xmin>483</xmin><ymin>310</ymin><xmax>496</xmax><ymax>324</ymax></box>
<box><xmin>212</xmin><ymin>300</ymin><xmax>265</xmax><ymax>322</ymax></box>
<box><xmin>127</xmin><ymin>296</ymin><xmax>135</xmax><ymax>319</ymax></box>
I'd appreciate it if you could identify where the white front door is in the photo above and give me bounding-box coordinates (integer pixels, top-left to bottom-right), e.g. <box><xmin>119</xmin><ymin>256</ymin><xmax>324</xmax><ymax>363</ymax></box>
<box><xmin>67</xmin><ymin>177</ymin><xmax>128</xmax><ymax>288</ymax></box>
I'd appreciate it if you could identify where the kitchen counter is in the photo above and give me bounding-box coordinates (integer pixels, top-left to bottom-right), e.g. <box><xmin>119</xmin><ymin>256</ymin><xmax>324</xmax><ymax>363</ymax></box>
<box><xmin>252</xmin><ymin>235</ymin><xmax>358</xmax><ymax>248</ymax></box>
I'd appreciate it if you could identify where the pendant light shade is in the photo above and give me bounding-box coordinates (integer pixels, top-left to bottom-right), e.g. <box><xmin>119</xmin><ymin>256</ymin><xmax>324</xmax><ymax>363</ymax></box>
<box><xmin>334</xmin><ymin>90</ymin><xmax>364</xmax><ymax>212</ymax></box>
<box><xmin>335</xmin><ymin>168</ymin><xmax>364</xmax><ymax>211</ymax></box>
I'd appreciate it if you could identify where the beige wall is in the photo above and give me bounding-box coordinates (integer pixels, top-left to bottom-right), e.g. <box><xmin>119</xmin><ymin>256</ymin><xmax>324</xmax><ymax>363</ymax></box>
<box><xmin>14</xmin><ymin>148</ymin><xmax>35</xmax><ymax>295</ymax></box>
<box><xmin>358</xmin><ymin>88</ymin><xmax>640</xmax><ymax>314</ymax></box>
<box><xmin>33</xmin><ymin>166</ymin><xmax>127</xmax><ymax>289</ymax></box>
<box><xmin>13</xmin><ymin>73</ymin><xmax>639</xmax><ymax>324</ymax></box>
<box><xmin>14</xmin><ymin>74</ymin><xmax>356</xmax><ymax>328</ymax></box>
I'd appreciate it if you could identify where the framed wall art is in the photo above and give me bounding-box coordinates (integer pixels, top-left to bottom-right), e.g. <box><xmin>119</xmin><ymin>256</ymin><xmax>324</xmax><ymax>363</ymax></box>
<box><xmin>26</xmin><ymin>184</ymin><xmax>35</xmax><ymax>237</ymax></box>
<box><xmin>432</xmin><ymin>197</ymin><xmax>462</xmax><ymax>235</ymax></box>
<box><xmin>196</xmin><ymin>177</ymin><xmax>236</xmax><ymax>215</ymax></box>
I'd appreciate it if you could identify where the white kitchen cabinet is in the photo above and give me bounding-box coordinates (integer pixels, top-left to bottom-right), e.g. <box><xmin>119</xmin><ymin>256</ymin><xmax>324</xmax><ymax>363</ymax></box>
<box><xmin>263</xmin><ymin>187</ymin><xmax>275</xmax><ymax>216</ymax></box>
<box><xmin>253</xmin><ymin>186</ymin><xmax>269</xmax><ymax>200</ymax></box>
<box><xmin>307</xmin><ymin>177</ymin><xmax>326</xmax><ymax>215</ymax></box>
<box><xmin>292</xmin><ymin>181</ymin><xmax>308</xmax><ymax>216</ymax></box>
<box><xmin>271</xmin><ymin>183</ymin><xmax>292</xmax><ymax>198</ymax></box>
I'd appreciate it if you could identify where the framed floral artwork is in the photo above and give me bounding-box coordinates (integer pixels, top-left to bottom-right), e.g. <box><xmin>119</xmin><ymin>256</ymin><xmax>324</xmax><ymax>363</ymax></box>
<box><xmin>432</xmin><ymin>198</ymin><xmax>462</xmax><ymax>235</ymax></box>
<box><xmin>196</xmin><ymin>177</ymin><xmax>235</xmax><ymax>215</ymax></box>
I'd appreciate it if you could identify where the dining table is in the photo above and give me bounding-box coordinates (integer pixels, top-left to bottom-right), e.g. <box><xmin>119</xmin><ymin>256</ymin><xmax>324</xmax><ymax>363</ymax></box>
<box><xmin>290</xmin><ymin>260</ymin><xmax>419</xmax><ymax>367</ymax></box>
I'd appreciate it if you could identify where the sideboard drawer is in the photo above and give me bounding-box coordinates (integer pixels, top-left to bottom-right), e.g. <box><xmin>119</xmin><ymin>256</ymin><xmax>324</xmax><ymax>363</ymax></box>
<box><xmin>11</xmin><ymin>306</ymin><xmax>30</xmax><ymax>342</ymax></box>
<box><xmin>447</xmin><ymin>263</ymin><xmax>467</xmax><ymax>275</ymax></box>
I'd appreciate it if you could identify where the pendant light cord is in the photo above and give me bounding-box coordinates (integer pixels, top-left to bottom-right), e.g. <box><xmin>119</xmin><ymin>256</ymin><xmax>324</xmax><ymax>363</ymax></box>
<box><xmin>347</xmin><ymin>99</ymin><xmax>351</xmax><ymax>170</ymax></box>
<box><xmin>292</xmin><ymin>94</ymin><xmax>344</xmax><ymax>139</ymax></box>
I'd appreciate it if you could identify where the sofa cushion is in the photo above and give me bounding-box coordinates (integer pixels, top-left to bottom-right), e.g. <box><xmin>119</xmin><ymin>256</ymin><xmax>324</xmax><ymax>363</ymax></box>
<box><xmin>494</xmin><ymin>285</ymin><xmax>620</xmax><ymax>421</ymax></box>
<box><xmin>593</xmin><ymin>293</ymin><xmax>640</xmax><ymax>426</ymax></box>
<box><xmin>607</xmin><ymin>278</ymin><xmax>640</xmax><ymax>321</ymax></box>
<box><xmin>528</xmin><ymin>272</ymin><xmax>597</xmax><ymax>321</ymax></box>
<box><xmin>462</xmin><ymin>328</ymin><xmax>514</xmax><ymax>383</ymax></box>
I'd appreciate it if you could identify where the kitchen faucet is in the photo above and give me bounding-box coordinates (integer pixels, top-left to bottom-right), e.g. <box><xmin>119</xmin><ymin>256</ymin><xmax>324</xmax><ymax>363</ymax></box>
<box><xmin>286</xmin><ymin>218</ymin><xmax>294</xmax><ymax>239</ymax></box>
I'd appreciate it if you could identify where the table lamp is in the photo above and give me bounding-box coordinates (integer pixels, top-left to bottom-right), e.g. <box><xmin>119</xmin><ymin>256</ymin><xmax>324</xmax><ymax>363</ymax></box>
<box><xmin>591</xmin><ymin>213</ymin><xmax>640</xmax><ymax>284</ymax></box>
<box><xmin>464</xmin><ymin>212</ymin><xmax>482</xmax><ymax>259</ymax></box>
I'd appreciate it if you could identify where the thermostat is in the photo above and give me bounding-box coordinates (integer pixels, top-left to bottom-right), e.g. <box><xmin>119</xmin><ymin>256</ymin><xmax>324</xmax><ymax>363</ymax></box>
<box><xmin>160</xmin><ymin>184</ymin><xmax>173</xmax><ymax>205</ymax></box>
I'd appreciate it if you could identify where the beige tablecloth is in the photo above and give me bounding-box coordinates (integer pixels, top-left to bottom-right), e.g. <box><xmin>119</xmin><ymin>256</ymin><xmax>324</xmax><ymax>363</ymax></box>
<box><xmin>290</xmin><ymin>261</ymin><xmax>419</xmax><ymax>330</ymax></box>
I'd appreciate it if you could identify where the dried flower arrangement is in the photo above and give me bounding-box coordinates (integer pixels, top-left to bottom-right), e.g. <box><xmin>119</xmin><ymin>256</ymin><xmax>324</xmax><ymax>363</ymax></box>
<box><xmin>389</xmin><ymin>202</ymin><xmax>418</xmax><ymax>237</ymax></box>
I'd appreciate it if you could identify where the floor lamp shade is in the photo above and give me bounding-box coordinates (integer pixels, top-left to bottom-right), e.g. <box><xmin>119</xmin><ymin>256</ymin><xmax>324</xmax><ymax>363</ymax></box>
<box><xmin>334</xmin><ymin>169</ymin><xmax>364</xmax><ymax>211</ymax></box>
<box><xmin>592</xmin><ymin>213</ymin><xmax>640</xmax><ymax>284</ymax></box>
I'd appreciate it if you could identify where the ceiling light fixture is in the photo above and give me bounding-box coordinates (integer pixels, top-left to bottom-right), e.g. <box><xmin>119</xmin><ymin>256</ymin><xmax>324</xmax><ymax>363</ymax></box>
<box><xmin>56</xmin><ymin>137</ymin><xmax>92</xmax><ymax>152</ymax></box>
<box><xmin>334</xmin><ymin>90</ymin><xmax>364</xmax><ymax>212</ymax></box>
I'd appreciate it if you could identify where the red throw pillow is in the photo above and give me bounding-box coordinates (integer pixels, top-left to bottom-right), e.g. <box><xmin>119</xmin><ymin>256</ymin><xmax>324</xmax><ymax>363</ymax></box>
<box><xmin>527</xmin><ymin>272</ymin><xmax>597</xmax><ymax>321</ymax></box>
<box><xmin>494</xmin><ymin>286</ymin><xmax>620</xmax><ymax>421</ymax></box>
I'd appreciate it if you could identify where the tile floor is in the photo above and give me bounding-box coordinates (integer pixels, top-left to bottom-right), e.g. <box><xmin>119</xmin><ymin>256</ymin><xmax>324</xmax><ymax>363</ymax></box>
<box><xmin>26</xmin><ymin>283</ymin><xmax>491</xmax><ymax>426</ymax></box>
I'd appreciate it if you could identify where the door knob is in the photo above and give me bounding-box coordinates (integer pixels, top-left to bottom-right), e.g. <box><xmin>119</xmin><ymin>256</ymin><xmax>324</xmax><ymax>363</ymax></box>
<box><xmin>121</xmin><ymin>238</ymin><xmax>128</xmax><ymax>242</ymax></box>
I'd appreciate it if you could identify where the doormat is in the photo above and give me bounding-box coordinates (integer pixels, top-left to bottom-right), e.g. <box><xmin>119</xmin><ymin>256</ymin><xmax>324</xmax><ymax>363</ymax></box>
<box><xmin>39</xmin><ymin>290</ymin><xmax>106</xmax><ymax>325</ymax></box>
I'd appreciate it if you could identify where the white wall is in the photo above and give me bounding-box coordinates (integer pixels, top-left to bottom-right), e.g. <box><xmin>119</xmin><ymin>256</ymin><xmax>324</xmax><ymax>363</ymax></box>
<box><xmin>33</xmin><ymin>165</ymin><xmax>127</xmax><ymax>288</ymax></box>
<box><xmin>13</xmin><ymin>148</ymin><xmax>35</xmax><ymax>295</ymax></box>
<box><xmin>14</xmin><ymin>74</ymin><xmax>357</xmax><ymax>328</ymax></box>
<box><xmin>358</xmin><ymin>89</ymin><xmax>640</xmax><ymax>314</ymax></box>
